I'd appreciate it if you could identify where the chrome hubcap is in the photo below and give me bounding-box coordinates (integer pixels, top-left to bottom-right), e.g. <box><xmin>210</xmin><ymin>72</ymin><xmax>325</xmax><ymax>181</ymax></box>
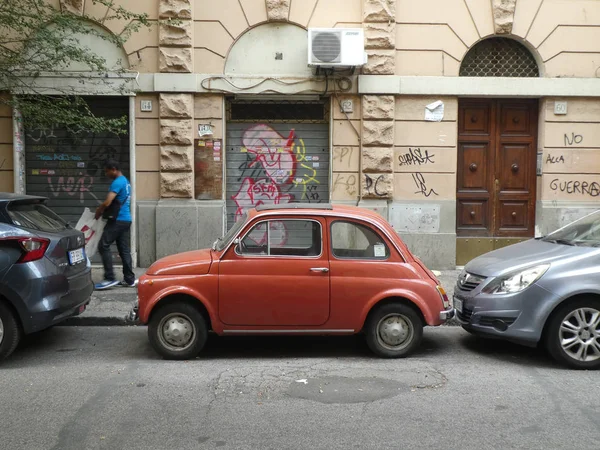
<box><xmin>158</xmin><ymin>313</ymin><xmax>195</xmax><ymax>351</ymax></box>
<box><xmin>559</xmin><ymin>307</ymin><xmax>600</xmax><ymax>362</ymax></box>
<box><xmin>0</xmin><ymin>317</ymin><xmax>4</xmax><ymax>345</ymax></box>
<box><xmin>376</xmin><ymin>313</ymin><xmax>414</xmax><ymax>350</ymax></box>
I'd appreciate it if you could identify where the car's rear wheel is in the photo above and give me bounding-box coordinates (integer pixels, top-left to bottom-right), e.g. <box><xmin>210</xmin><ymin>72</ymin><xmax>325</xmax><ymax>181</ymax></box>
<box><xmin>0</xmin><ymin>301</ymin><xmax>21</xmax><ymax>361</ymax></box>
<box><xmin>148</xmin><ymin>302</ymin><xmax>207</xmax><ymax>360</ymax></box>
<box><xmin>545</xmin><ymin>299</ymin><xmax>600</xmax><ymax>370</ymax></box>
<box><xmin>366</xmin><ymin>303</ymin><xmax>423</xmax><ymax>358</ymax></box>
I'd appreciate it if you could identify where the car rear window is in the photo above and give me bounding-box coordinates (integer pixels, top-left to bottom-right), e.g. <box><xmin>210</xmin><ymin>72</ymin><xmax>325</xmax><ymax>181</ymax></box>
<box><xmin>7</xmin><ymin>202</ymin><xmax>68</xmax><ymax>232</ymax></box>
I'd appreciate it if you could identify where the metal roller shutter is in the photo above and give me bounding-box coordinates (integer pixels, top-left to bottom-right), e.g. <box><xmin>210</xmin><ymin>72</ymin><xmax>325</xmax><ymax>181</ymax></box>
<box><xmin>225</xmin><ymin>101</ymin><xmax>330</xmax><ymax>230</ymax></box>
<box><xmin>24</xmin><ymin>96</ymin><xmax>130</xmax><ymax>262</ymax></box>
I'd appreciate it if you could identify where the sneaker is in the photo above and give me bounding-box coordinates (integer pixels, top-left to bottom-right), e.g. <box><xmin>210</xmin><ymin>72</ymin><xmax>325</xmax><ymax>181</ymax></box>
<box><xmin>95</xmin><ymin>280</ymin><xmax>120</xmax><ymax>290</ymax></box>
<box><xmin>120</xmin><ymin>280</ymin><xmax>138</xmax><ymax>287</ymax></box>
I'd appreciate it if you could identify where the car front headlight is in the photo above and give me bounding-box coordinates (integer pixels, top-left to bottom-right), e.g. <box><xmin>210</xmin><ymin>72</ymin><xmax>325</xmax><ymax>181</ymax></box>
<box><xmin>482</xmin><ymin>264</ymin><xmax>550</xmax><ymax>295</ymax></box>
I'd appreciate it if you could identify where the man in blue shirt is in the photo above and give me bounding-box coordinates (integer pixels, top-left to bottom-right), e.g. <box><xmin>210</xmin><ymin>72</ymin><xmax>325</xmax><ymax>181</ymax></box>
<box><xmin>94</xmin><ymin>159</ymin><xmax>135</xmax><ymax>290</ymax></box>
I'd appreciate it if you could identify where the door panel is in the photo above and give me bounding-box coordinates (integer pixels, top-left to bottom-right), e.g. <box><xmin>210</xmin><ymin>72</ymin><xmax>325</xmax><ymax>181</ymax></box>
<box><xmin>458</xmin><ymin>200</ymin><xmax>490</xmax><ymax>235</ymax></box>
<box><xmin>499</xmin><ymin>144</ymin><xmax>530</xmax><ymax>192</ymax></box>
<box><xmin>499</xmin><ymin>104</ymin><xmax>531</xmax><ymax>135</ymax></box>
<box><xmin>218</xmin><ymin>217</ymin><xmax>330</xmax><ymax>327</ymax></box>
<box><xmin>460</xmin><ymin>104</ymin><xmax>491</xmax><ymax>135</ymax></box>
<box><xmin>498</xmin><ymin>201</ymin><xmax>528</xmax><ymax>232</ymax></box>
<box><xmin>458</xmin><ymin>143</ymin><xmax>490</xmax><ymax>191</ymax></box>
<box><xmin>457</xmin><ymin>99</ymin><xmax>538</xmax><ymax>255</ymax></box>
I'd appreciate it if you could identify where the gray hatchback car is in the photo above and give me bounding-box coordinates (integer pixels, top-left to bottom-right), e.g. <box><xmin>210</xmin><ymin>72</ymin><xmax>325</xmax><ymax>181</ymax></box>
<box><xmin>0</xmin><ymin>193</ymin><xmax>93</xmax><ymax>360</ymax></box>
<box><xmin>455</xmin><ymin>210</ymin><xmax>600</xmax><ymax>369</ymax></box>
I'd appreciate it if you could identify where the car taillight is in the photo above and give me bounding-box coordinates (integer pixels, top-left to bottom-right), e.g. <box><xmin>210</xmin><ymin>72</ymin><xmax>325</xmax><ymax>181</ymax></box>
<box><xmin>436</xmin><ymin>285</ymin><xmax>450</xmax><ymax>308</ymax></box>
<box><xmin>16</xmin><ymin>238</ymin><xmax>50</xmax><ymax>263</ymax></box>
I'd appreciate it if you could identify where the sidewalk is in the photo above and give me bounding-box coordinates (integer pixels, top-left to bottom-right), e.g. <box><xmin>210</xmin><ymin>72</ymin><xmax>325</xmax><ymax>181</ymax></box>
<box><xmin>63</xmin><ymin>266</ymin><xmax>463</xmax><ymax>327</ymax></box>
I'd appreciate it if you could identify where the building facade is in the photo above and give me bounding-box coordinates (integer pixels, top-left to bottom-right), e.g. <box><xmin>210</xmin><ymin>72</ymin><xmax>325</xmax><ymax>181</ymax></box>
<box><xmin>2</xmin><ymin>0</ymin><xmax>600</xmax><ymax>269</ymax></box>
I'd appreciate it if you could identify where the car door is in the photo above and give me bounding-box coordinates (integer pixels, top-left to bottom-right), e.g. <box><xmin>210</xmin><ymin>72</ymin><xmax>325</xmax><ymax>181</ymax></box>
<box><xmin>218</xmin><ymin>217</ymin><xmax>330</xmax><ymax>327</ymax></box>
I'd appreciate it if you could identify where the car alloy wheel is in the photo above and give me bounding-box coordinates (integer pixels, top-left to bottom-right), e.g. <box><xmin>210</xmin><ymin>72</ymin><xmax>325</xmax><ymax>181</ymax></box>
<box><xmin>0</xmin><ymin>316</ymin><xmax>4</xmax><ymax>346</ymax></box>
<box><xmin>158</xmin><ymin>313</ymin><xmax>196</xmax><ymax>352</ymax></box>
<box><xmin>559</xmin><ymin>307</ymin><xmax>600</xmax><ymax>363</ymax></box>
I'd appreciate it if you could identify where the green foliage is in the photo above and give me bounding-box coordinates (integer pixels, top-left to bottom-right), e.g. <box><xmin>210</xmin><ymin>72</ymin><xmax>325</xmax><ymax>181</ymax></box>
<box><xmin>0</xmin><ymin>0</ymin><xmax>151</xmax><ymax>134</ymax></box>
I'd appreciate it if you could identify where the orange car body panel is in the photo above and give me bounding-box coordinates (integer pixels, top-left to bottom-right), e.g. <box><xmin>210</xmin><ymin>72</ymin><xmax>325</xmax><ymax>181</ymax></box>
<box><xmin>137</xmin><ymin>205</ymin><xmax>448</xmax><ymax>332</ymax></box>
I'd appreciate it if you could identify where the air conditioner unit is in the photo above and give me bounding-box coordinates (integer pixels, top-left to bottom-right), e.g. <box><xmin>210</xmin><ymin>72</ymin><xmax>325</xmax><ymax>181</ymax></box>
<box><xmin>308</xmin><ymin>28</ymin><xmax>367</xmax><ymax>67</ymax></box>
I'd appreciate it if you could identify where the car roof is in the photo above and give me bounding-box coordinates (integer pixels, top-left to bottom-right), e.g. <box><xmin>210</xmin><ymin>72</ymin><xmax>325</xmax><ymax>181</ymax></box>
<box><xmin>250</xmin><ymin>203</ymin><xmax>387</xmax><ymax>223</ymax></box>
<box><xmin>0</xmin><ymin>193</ymin><xmax>47</xmax><ymax>203</ymax></box>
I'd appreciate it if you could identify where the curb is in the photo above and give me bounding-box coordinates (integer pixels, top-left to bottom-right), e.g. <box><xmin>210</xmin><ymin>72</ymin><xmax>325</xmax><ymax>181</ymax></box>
<box><xmin>61</xmin><ymin>316</ymin><xmax>463</xmax><ymax>327</ymax></box>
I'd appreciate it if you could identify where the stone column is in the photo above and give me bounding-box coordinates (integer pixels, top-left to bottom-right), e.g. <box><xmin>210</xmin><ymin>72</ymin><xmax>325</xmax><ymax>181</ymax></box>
<box><xmin>158</xmin><ymin>0</ymin><xmax>194</xmax><ymax>198</ymax></box>
<box><xmin>155</xmin><ymin>0</ymin><xmax>197</xmax><ymax>259</ymax></box>
<box><xmin>360</xmin><ymin>0</ymin><xmax>396</xmax><ymax>210</ymax></box>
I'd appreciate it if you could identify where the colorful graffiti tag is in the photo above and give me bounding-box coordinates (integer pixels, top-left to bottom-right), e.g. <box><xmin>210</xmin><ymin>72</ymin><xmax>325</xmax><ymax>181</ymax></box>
<box><xmin>228</xmin><ymin>123</ymin><xmax>327</xmax><ymax>244</ymax></box>
<box><xmin>232</xmin><ymin>124</ymin><xmax>322</xmax><ymax>220</ymax></box>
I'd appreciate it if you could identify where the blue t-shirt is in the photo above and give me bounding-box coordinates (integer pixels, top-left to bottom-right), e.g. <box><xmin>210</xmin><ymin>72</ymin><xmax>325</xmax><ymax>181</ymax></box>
<box><xmin>109</xmin><ymin>175</ymin><xmax>131</xmax><ymax>222</ymax></box>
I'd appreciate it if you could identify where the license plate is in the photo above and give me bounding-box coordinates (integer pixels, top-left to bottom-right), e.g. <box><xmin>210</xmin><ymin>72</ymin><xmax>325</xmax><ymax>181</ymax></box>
<box><xmin>454</xmin><ymin>297</ymin><xmax>463</xmax><ymax>313</ymax></box>
<box><xmin>68</xmin><ymin>247</ymin><xmax>85</xmax><ymax>265</ymax></box>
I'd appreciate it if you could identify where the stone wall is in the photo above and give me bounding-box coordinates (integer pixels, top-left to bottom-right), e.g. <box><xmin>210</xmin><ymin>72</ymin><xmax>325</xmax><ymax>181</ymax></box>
<box><xmin>360</xmin><ymin>0</ymin><xmax>396</xmax><ymax>203</ymax></box>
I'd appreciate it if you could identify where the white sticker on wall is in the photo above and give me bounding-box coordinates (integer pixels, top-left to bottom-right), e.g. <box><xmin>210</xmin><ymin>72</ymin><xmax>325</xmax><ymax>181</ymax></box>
<box><xmin>374</xmin><ymin>244</ymin><xmax>386</xmax><ymax>258</ymax></box>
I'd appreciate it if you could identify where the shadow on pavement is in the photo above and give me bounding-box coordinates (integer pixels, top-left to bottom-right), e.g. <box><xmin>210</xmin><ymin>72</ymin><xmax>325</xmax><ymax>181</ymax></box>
<box><xmin>458</xmin><ymin>333</ymin><xmax>563</xmax><ymax>369</ymax></box>
<box><xmin>197</xmin><ymin>331</ymin><xmax>449</xmax><ymax>360</ymax></box>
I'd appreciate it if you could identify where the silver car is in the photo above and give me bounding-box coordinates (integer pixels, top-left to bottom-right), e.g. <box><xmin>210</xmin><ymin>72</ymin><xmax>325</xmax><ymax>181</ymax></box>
<box><xmin>0</xmin><ymin>193</ymin><xmax>93</xmax><ymax>361</ymax></box>
<box><xmin>455</xmin><ymin>210</ymin><xmax>600</xmax><ymax>369</ymax></box>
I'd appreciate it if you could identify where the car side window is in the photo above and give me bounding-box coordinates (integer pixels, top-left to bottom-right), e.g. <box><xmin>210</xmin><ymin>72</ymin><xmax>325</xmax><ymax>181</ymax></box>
<box><xmin>331</xmin><ymin>221</ymin><xmax>390</xmax><ymax>260</ymax></box>
<box><xmin>238</xmin><ymin>220</ymin><xmax>322</xmax><ymax>257</ymax></box>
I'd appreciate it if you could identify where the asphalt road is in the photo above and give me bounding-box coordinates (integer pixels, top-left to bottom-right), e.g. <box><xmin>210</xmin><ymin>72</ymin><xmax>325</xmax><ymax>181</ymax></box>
<box><xmin>0</xmin><ymin>327</ymin><xmax>598</xmax><ymax>450</ymax></box>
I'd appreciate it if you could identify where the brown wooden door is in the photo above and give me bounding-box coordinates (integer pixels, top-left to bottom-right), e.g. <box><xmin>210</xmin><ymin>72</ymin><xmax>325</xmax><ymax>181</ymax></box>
<box><xmin>457</xmin><ymin>99</ymin><xmax>538</xmax><ymax>238</ymax></box>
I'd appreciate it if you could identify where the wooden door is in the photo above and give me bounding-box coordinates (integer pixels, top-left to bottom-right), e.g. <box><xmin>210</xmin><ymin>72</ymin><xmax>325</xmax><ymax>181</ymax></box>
<box><xmin>457</xmin><ymin>99</ymin><xmax>538</xmax><ymax>241</ymax></box>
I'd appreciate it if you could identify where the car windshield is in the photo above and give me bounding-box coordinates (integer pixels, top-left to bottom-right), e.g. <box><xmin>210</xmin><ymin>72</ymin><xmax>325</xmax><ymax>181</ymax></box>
<box><xmin>7</xmin><ymin>201</ymin><xmax>68</xmax><ymax>232</ymax></box>
<box><xmin>213</xmin><ymin>213</ymin><xmax>248</xmax><ymax>251</ymax></box>
<box><xmin>542</xmin><ymin>210</ymin><xmax>600</xmax><ymax>247</ymax></box>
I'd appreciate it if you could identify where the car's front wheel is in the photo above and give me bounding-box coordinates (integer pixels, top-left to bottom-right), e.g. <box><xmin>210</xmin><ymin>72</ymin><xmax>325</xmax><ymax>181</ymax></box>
<box><xmin>545</xmin><ymin>299</ymin><xmax>600</xmax><ymax>370</ymax></box>
<box><xmin>0</xmin><ymin>301</ymin><xmax>21</xmax><ymax>361</ymax></box>
<box><xmin>148</xmin><ymin>302</ymin><xmax>208</xmax><ymax>360</ymax></box>
<box><xmin>366</xmin><ymin>303</ymin><xmax>423</xmax><ymax>358</ymax></box>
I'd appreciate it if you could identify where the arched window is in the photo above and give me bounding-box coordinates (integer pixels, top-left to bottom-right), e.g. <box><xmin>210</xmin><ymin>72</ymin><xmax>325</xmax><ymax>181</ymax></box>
<box><xmin>460</xmin><ymin>38</ymin><xmax>539</xmax><ymax>77</ymax></box>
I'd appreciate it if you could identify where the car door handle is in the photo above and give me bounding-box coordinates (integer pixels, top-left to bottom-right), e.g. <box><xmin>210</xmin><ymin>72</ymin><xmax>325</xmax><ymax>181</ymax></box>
<box><xmin>310</xmin><ymin>267</ymin><xmax>329</xmax><ymax>273</ymax></box>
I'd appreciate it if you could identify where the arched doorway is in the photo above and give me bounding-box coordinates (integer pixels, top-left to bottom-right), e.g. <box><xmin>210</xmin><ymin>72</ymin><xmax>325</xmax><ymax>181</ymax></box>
<box><xmin>456</xmin><ymin>38</ymin><xmax>540</xmax><ymax>264</ymax></box>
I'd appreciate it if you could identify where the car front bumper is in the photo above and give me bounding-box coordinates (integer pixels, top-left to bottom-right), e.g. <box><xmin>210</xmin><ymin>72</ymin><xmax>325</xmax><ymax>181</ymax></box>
<box><xmin>439</xmin><ymin>307</ymin><xmax>455</xmax><ymax>321</ymax></box>
<box><xmin>453</xmin><ymin>283</ymin><xmax>557</xmax><ymax>346</ymax></box>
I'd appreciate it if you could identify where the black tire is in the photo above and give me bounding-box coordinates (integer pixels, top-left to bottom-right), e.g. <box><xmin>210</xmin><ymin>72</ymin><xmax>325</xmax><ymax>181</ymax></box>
<box><xmin>545</xmin><ymin>298</ymin><xmax>600</xmax><ymax>370</ymax></box>
<box><xmin>0</xmin><ymin>301</ymin><xmax>21</xmax><ymax>361</ymax></box>
<box><xmin>148</xmin><ymin>302</ymin><xmax>208</xmax><ymax>360</ymax></box>
<box><xmin>365</xmin><ymin>303</ymin><xmax>423</xmax><ymax>358</ymax></box>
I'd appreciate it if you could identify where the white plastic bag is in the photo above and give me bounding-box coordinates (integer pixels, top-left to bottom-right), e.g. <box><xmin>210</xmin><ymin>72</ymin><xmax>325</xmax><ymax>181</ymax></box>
<box><xmin>75</xmin><ymin>207</ymin><xmax>107</xmax><ymax>259</ymax></box>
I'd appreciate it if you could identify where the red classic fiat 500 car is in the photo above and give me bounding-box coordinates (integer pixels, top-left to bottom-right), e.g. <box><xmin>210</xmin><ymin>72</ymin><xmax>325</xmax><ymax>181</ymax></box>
<box><xmin>134</xmin><ymin>204</ymin><xmax>454</xmax><ymax>360</ymax></box>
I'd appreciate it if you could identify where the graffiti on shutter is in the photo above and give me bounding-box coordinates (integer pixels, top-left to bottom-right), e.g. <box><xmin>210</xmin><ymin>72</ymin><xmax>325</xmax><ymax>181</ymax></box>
<box><xmin>225</xmin><ymin>122</ymin><xmax>330</xmax><ymax>230</ymax></box>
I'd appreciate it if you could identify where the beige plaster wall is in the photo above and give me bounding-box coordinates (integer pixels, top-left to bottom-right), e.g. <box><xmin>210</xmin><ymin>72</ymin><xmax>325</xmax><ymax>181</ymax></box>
<box><xmin>135</xmin><ymin>95</ymin><xmax>160</xmax><ymax>200</ymax></box>
<box><xmin>541</xmin><ymin>97</ymin><xmax>600</xmax><ymax>201</ymax></box>
<box><xmin>83</xmin><ymin>0</ymin><xmax>160</xmax><ymax>73</ymax></box>
<box><xmin>194</xmin><ymin>0</ymin><xmax>362</xmax><ymax>73</ymax></box>
<box><xmin>331</xmin><ymin>96</ymin><xmax>360</xmax><ymax>202</ymax></box>
<box><xmin>395</xmin><ymin>0</ymin><xmax>600</xmax><ymax>78</ymax></box>
<box><xmin>393</xmin><ymin>96</ymin><xmax>458</xmax><ymax>200</ymax></box>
